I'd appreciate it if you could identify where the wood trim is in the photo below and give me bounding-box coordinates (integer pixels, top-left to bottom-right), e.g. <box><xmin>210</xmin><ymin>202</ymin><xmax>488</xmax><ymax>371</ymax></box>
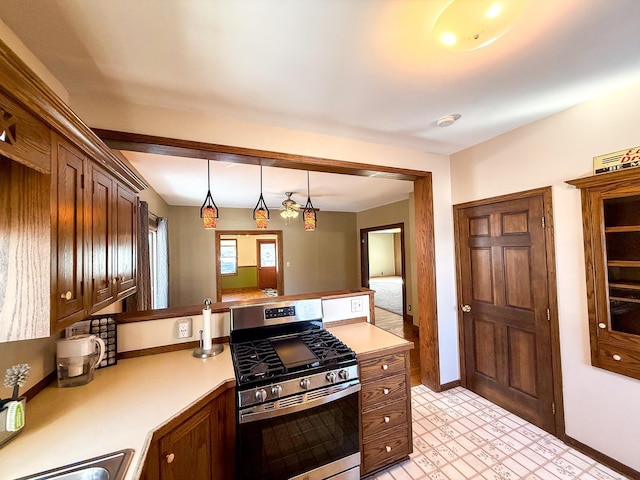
<box><xmin>452</xmin><ymin>186</ymin><xmax>565</xmax><ymax>437</ymax></box>
<box><xmin>355</xmin><ymin>343</ymin><xmax>414</xmax><ymax>362</ymax></box>
<box><xmin>325</xmin><ymin>316</ymin><xmax>368</xmax><ymax>327</ymax></box>
<box><xmin>117</xmin><ymin>337</ymin><xmax>228</xmax><ymax>359</ymax></box>
<box><xmin>567</xmin><ymin>167</ymin><xmax>640</xmax><ymax>189</ymax></box>
<box><xmin>439</xmin><ymin>380</ymin><xmax>461</xmax><ymax>391</ymax></box>
<box><xmin>92</xmin><ymin>129</ymin><xmax>431</xmax><ymax>182</ymax></box>
<box><xmin>0</xmin><ymin>39</ymin><xmax>147</xmax><ymax>192</ymax></box>
<box><xmin>564</xmin><ymin>435</ymin><xmax>640</xmax><ymax>480</ymax></box>
<box><xmin>23</xmin><ymin>370</ymin><xmax>56</xmax><ymax>402</ymax></box>
<box><xmin>414</xmin><ymin>176</ymin><xmax>440</xmax><ymax>391</ymax></box>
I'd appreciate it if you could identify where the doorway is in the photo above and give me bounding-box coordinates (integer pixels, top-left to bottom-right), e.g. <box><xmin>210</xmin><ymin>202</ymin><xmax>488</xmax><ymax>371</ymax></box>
<box><xmin>453</xmin><ymin>187</ymin><xmax>564</xmax><ymax>436</ymax></box>
<box><xmin>215</xmin><ymin>230</ymin><xmax>284</xmax><ymax>302</ymax></box>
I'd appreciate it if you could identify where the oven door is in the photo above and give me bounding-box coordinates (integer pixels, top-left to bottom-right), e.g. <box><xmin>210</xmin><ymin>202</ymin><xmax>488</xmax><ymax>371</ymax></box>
<box><xmin>237</xmin><ymin>383</ymin><xmax>360</xmax><ymax>480</ymax></box>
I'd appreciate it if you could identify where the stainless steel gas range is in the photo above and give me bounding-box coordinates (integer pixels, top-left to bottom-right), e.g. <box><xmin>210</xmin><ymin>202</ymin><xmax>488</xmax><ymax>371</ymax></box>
<box><xmin>230</xmin><ymin>299</ymin><xmax>361</xmax><ymax>480</ymax></box>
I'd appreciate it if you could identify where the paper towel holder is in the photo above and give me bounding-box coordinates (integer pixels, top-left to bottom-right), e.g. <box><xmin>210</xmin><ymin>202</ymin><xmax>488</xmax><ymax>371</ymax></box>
<box><xmin>193</xmin><ymin>298</ymin><xmax>224</xmax><ymax>358</ymax></box>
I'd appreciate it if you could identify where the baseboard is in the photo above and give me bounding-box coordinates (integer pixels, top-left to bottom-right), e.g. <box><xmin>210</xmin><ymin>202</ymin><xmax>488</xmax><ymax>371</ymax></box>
<box><xmin>563</xmin><ymin>435</ymin><xmax>640</xmax><ymax>479</ymax></box>
<box><xmin>23</xmin><ymin>370</ymin><xmax>57</xmax><ymax>402</ymax></box>
<box><xmin>440</xmin><ymin>380</ymin><xmax>461</xmax><ymax>391</ymax></box>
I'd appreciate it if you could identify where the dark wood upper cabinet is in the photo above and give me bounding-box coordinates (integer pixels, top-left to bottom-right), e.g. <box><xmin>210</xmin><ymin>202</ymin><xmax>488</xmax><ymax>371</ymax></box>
<box><xmin>568</xmin><ymin>168</ymin><xmax>640</xmax><ymax>380</ymax></box>
<box><xmin>51</xmin><ymin>134</ymin><xmax>86</xmax><ymax>328</ymax></box>
<box><xmin>87</xmin><ymin>165</ymin><xmax>116</xmax><ymax>312</ymax></box>
<box><xmin>115</xmin><ymin>183</ymin><xmax>137</xmax><ymax>299</ymax></box>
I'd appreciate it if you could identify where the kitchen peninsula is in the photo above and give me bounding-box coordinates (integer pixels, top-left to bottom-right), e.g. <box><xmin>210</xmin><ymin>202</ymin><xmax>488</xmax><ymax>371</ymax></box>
<box><xmin>0</xmin><ymin>305</ymin><xmax>413</xmax><ymax>480</ymax></box>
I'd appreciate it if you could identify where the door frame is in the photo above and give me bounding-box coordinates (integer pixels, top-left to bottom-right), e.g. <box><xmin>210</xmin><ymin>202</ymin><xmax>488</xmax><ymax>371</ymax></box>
<box><xmin>95</xmin><ymin>129</ymin><xmax>440</xmax><ymax>391</ymax></box>
<box><xmin>453</xmin><ymin>186</ymin><xmax>565</xmax><ymax>437</ymax></box>
<box><xmin>360</xmin><ymin>222</ymin><xmax>408</xmax><ymax>322</ymax></box>
<box><xmin>215</xmin><ymin>230</ymin><xmax>284</xmax><ymax>302</ymax></box>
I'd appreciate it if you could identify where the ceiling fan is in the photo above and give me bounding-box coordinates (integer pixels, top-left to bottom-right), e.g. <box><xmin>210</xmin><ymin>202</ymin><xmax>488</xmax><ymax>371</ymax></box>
<box><xmin>280</xmin><ymin>192</ymin><xmax>302</xmax><ymax>222</ymax></box>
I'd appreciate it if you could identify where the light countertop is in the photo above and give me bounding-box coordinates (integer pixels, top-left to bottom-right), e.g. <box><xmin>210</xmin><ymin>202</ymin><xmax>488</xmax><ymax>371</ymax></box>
<box><xmin>1</xmin><ymin>322</ymin><xmax>412</xmax><ymax>480</ymax></box>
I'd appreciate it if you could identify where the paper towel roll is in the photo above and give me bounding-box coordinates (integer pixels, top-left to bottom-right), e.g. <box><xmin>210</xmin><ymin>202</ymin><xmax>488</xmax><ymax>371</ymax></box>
<box><xmin>202</xmin><ymin>308</ymin><xmax>213</xmax><ymax>351</ymax></box>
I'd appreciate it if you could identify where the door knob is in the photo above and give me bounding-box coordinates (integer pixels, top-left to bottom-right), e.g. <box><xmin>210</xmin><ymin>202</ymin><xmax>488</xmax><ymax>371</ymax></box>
<box><xmin>60</xmin><ymin>291</ymin><xmax>72</xmax><ymax>300</ymax></box>
<box><xmin>461</xmin><ymin>304</ymin><xmax>471</xmax><ymax>313</ymax></box>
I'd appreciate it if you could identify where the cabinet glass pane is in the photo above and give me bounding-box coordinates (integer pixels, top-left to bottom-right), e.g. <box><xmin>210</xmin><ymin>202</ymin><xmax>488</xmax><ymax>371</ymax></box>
<box><xmin>604</xmin><ymin>195</ymin><xmax>640</xmax><ymax>227</ymax></box>
<box><xmin>609</xmin><ymin>300</ymin><xmax>640</xmax><ymax>335</ymax></box>
<box><xmin>608</xmin><ymin>266</ymin><xmax>640</xmax><ymax>284</ymax></box>
<box><xmin>605</xmin><ymin>231</ymin><xmax>640</xmax><ymax>261</ymax></box>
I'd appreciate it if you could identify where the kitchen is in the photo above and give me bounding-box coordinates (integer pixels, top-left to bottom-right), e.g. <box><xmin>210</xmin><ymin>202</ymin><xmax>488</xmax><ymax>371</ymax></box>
<box><xmin>2</xmin><ymin>1</ymin><xmax>640</xmax><ymax>479</ymax></box>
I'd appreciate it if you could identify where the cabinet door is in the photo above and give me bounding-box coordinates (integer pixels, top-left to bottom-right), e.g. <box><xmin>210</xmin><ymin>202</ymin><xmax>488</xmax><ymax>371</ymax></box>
<box><xmin>52</xmin><ymin>136</ymin><xmax>85</xmax><ymax>328</ymax></box>
<box><xmin>160</xmin><ymin>406</ymin><xmax>213</xmax><ymax>480</ymax></box>
<box><xmin>87</xmin><ymin>166</ymin><xmax>115</xmax><ymax>312</ymax></box>
<box><xmin>115</xmin><ymin>183</ymin><xmax>137</xmax><ymax>298</ymax></box>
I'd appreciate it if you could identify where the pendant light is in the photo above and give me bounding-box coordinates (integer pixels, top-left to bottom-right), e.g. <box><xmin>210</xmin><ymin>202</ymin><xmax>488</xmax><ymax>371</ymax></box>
<box><xmin>253</xmin><ymin>165</ymin><xmax>270</xmax><ymax>229</ymax></box>
<box><xmin>200</xmin><ymin>160</ymin><xmax>219</xmax><ymax>229</ymax></box>
<box><xmin>303</xmin><ymin>171</ymin><xmax>317</xmax><ymax>231</ymax></box>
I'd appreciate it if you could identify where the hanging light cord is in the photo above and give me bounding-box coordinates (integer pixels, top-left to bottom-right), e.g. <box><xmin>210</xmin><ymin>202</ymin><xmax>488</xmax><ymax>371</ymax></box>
<box><xmin>253</xmin><ymin>165</ymin><xmax>270</xmax><ymax>219</ymax></box>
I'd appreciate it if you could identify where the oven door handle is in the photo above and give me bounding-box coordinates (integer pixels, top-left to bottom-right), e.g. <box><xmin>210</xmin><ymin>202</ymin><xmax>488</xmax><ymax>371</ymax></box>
<box><xmin>239</xmin><ymin>382</ymin><xmax>361</xmax><ymax>424</ymax></box>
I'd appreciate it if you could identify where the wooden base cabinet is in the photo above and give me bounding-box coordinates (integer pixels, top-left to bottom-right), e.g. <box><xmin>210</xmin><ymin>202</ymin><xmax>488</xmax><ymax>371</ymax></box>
<box><xmin>141</xmin><ymin>385</ymin><xmax>236</xmax><ymax>480</ymax></box>
<box><xmin>359</xmin><ymin>349</ymin><xmax>413</xmax><ymax>476</ymax></box>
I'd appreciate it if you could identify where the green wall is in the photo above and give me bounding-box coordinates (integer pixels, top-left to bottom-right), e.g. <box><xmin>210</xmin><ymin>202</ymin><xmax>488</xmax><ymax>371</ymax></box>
<box><xmin>220</xmin><ymin>266</ymin><xmax>257</xmax><ymax>290</ymax></box>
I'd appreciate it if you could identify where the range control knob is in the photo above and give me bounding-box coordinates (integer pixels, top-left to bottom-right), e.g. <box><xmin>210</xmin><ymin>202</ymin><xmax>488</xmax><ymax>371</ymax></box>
<box><xmin>255</xmin><ymin>389</ymin><xmax>267</xmax><ymax>402</ymax></box>
<box><xmin>326</xmin><ymin>372</ymin><xmax>337</xmax><ymax>383</ymax></box>
<box><xmin>300</xmin><ymin>378</ymin><xmax>311</xmax><ymax>390</ymax></box>
<box><xmin>271</xmin><ymin>385</ymin><xmax>283</xmax><ymax>397</ymax></box>
<box><xmin>338</xmin><ymin>369</ymin><xmax>350</xmax><ymax>380</ymax></box>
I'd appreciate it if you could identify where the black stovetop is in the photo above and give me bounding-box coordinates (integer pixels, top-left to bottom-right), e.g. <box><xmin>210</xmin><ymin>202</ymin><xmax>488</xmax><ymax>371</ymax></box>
<box><xmin>230</xmin><ymin>324</ymin><xmax>356</xmax><ymax>387</ymax></box>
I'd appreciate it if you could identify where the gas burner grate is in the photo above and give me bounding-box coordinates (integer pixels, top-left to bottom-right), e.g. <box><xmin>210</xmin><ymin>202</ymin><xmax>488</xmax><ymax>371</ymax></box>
<box><xmin>299</xmin><ymin>329</ymin><xmax>356</xmax><ymax>364</ymax></box>
<box><xmin>232</xmin><ymin>340</ymin><xmax>285</xmax><ymax>384</ymax></box>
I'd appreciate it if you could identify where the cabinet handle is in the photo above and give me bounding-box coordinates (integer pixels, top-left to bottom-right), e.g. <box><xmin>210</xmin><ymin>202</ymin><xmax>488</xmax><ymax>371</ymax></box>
<box><xmin>613</xmin><ymin>354</ymin><xmax>622</xmax><ymax>361</ymax></box>
<box><xmin>383</xmin><ymin>388</ymin><xmax>390</xmax><ymax>395</ymax></box>
<box><xmin>385</xmin><ymin>446</ymin><xmax>392</xmax><ymax>453</ymax></box>
<box><xmin>384</xmin><ymin>416</ymin><xmax>390</xmax><ymax>423</ymax></box>
<box><xmin>166</xmin><ymin>453</ymin><xmax>175</xmax><ymax>464</ymax></box>
<box><xmin>60</xmin><ymin>291</ymin><xmax>72</xmax><ymax>300</ymax></box>
<box><xmin>381</xmin><ymin>364</ymin><xmax>389</xmax><ymax>370</ymax></box>
<box><xmin>598</xmin><ymin>322</ymin><xmax>607</xmax><ymax>329</ymax></box>
<box><xmin>112</xmin><ymin>277</ymin><xmax>118</xmax><ymax>285</ymax></box>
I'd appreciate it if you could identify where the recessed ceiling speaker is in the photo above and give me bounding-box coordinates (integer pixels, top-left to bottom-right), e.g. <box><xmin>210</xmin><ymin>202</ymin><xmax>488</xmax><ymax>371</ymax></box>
<box><xmin>437</xmin><ymin>114</ymin><xmax>461</xmax><ymax>127</ymax></box>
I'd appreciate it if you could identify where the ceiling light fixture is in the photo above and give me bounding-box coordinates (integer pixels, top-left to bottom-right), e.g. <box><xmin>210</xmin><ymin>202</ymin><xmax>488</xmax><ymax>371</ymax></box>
<box><xmin>280</xmin><ymin>192</ymin><xmax>300</xmax><ymax>225</ymax></box>
<box><xmin>253</xmin><ymin>165</ymin><xmax>270</xmax><ymax>229</ymax></box>
<box><xmin>437</xmin><ymin>113</ymin><xmax>461</xmax><ymax>127</ymax></box>
<box><xmin>200</xmin><ymin>160</ymin><xmax>219</xmax><ymax>229</ymax></box>
<box><xmin>303</xmin><ymin>171</ymin><xmax>317</xmax><ymax>232</ymax></box>
<box><xmin>433</xmin><ymin>0</ymin><xmax>528</xmax><ymax>52</ymax></box>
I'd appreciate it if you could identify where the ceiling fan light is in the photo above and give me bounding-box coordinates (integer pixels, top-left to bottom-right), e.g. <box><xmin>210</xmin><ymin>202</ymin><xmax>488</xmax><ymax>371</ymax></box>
<box><xmin>433</xmin><ymin>0</ymin><xmax>528</xmax><ymax>52</ymax></box>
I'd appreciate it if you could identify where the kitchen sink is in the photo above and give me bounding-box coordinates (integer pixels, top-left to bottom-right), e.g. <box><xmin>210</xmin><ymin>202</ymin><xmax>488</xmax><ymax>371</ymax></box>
<box><xmin>14</xmin><ymin>449</ymin><xmax>134</xmax><ymax>480</ymax></box>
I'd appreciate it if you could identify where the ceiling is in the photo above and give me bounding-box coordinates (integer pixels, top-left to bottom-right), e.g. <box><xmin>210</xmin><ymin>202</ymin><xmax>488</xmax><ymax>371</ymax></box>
<box><xmin>2</xmin><ymin>0</ymin><xmax>640</xmax><ymax>211</ymax></box>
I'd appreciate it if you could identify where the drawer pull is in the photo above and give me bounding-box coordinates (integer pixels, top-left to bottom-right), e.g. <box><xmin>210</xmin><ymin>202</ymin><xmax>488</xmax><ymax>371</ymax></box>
<box><xmin>598</xmin><ymin>322</ymin><xmax>607</xmax><ymax>329</ymax></box>
<box><xmin>385</xmin><ymin>446</ymin><xmax>392</xmax><ymax>453</ymax></box>
<box><xmin>166</xmin><ymin>453</ymin><xmax>175</xmax><ymax>464</ymax></box>
<box><xmin>384</xmin><ymin>416</ymin><xmax>390</xmax><ymax>423</ymax></box>
<box><xmin>383</xmin><ymin>388</ymin><xmax>390</xmax><ymax>395</ymax></box>
<box><xmin>613</xmin><ymin>354</ymin><xmax>622</xmax><ymax>361</ymax></box>
<box><xmin>382</xmin><ymin>364</ymin><xmax>389</xmax><ymax>370</ymax></box>
<box><xmin>60</xmin><ymin>291</ymin><xmax>72</xmax><ymax>300</ymax></box>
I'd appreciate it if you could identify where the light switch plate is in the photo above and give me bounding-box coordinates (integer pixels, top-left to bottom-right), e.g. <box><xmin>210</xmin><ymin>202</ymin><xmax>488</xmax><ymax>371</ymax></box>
<box><xmin>351</xmin><ymin>298</ymin><xmax>363</xmax><ymax>313</ymax></box>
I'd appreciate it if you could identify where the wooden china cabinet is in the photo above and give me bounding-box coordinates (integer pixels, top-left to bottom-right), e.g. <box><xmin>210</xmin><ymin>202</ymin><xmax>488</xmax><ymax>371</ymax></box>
<box><xmin>568</xmin><ymin>167</ymin><xmax>640</xmax><ymax>379</ymax></box>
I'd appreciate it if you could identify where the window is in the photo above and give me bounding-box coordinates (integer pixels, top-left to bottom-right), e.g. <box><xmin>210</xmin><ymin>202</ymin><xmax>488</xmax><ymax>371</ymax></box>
<box><xmin>220</xmin><ymin>239</ymin><xmax>238</xmax><ymax>275</ymax></box>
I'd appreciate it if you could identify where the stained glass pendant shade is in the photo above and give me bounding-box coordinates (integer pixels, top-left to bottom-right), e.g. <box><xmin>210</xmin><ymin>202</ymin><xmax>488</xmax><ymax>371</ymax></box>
<box><xmin>253</xmin><ymin>165</ymin><xmax>270</xmax><ymax>229</ymax></box>
<box><xmin>303</xmin><ymin>171</ymin><xmax>317</xmax><ymax>232</ymax></box>
<box><xmin>200</xmin><ymin>160</ymin><xmax>219</xmax><ymax>229</ymax></box>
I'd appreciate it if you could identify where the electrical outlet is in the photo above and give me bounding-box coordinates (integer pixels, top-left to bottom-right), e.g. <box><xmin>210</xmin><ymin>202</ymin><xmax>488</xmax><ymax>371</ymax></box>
<box><xmin>408</xmin><ymin>304</ymin><xmax>412</xmax><ymax>312</ymax></box>
<box><xmin>177</xmin><ymin>318</ymin><xmax>192</xmax><ymax>338</ymax></box>
<box><xmin>351</xmin><ymin>298</ymin><xmax>363</xmax><ymax>313</ymax></box>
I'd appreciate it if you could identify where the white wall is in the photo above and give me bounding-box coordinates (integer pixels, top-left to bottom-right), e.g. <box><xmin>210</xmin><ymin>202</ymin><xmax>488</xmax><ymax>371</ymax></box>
<box><xmin>450</xmin><ymin>79</ymin><xmax>640</xmax><ymax>470</ymax></box>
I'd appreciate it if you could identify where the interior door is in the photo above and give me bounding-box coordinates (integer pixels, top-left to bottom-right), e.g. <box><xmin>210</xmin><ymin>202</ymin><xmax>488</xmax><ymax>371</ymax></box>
<box><xmin>455</xmin><ymin>194</ymin><xmax>556</xmax><ymax>433</ymax></box>
<box><xmin>257</xmin><ymin>240</ymin><xmax>277</xmax><ymax>290</ymax></box>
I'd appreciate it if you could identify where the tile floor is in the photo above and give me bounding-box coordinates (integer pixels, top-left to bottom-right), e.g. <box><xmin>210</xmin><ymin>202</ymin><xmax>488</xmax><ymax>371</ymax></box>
<box><xmin>372</xmin><ymin>385</ymin><xmax>629</xmax><ymax>480</ymax></box>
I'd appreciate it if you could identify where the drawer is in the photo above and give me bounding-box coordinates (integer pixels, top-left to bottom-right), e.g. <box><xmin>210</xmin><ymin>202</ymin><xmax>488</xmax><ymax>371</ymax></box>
<box><xmin>362</xmin><ymin>424</ymin><xmax>411</xmax><ymax>474</ymax></box>
<box><xmin>359</xmin><ymin>353</ymin><xmax>405</xmax><ymax>381</ymax></box>
<box><xmin>597</xmin><ymin>341</ymin><xmax>640</xmax><ymax>377</ymax></box>
<box><xmin>361</xmin><ymin>398</ymin><xmax>408</xmax><ymax>438</ymax></box>
<box><xmin>361</xmin><ymin>372</ymin><xmax>406</xmax><ymax>411</ymax></box>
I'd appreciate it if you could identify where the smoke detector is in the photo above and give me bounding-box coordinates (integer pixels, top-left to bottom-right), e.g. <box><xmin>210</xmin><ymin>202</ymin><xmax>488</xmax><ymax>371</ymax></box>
<box><xmin>437</xmin><ymin>114</ymin><xmax>462</xmax><ymax>127</ymax></box>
